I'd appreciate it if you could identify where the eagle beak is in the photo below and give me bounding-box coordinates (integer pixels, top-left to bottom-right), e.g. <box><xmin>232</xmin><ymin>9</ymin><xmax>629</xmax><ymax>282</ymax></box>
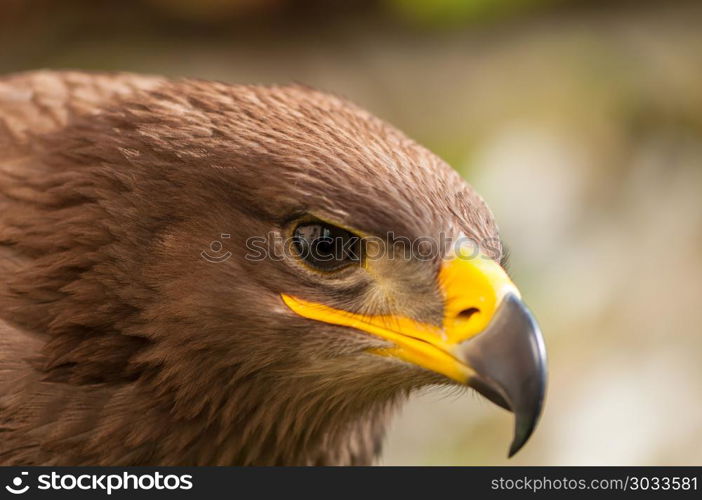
<box><xmin>457</xmin><ymin>292</ymin><xmax>547</xmax><ymax>457</ymax></box>
<box><xmin>281</xmin><ymin>251</ymin><xmax>547</xmax><ymax>457</ymax></box>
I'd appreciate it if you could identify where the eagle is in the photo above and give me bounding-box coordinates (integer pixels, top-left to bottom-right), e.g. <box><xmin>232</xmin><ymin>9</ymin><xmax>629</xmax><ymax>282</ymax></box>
<box><xmin>0</xmin><ymin>71</ymin><xmax>546</xmax><ymax>466</ymax></box>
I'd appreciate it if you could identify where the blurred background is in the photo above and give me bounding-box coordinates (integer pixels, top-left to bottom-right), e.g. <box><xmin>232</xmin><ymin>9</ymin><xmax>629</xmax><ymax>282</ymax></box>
<box><xmin>2</xmin><ymin>0</ymin><xmax>701</xmax><ymax>465</ymax></box>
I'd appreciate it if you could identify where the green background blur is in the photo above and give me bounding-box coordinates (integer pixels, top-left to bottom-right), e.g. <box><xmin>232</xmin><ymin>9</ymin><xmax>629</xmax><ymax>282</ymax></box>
<box><xmin>3</xmin><ymin>0</ymin><xmax>701</xmax><ymax>465</ymax></box>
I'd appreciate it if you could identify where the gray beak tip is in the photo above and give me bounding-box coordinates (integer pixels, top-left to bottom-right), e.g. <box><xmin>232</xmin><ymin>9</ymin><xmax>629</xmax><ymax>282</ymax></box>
<box><xmin>459</xmin><ymin>293</ymin><xmax>547</xmax><ymax>458</ymax></box>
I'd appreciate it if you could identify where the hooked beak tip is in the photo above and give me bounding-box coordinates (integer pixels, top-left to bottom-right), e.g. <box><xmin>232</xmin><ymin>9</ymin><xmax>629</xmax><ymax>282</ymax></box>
<box><xmin>459</xmin><ymin>293</ymin><xmax>547</xmax><ymax>458</ymax></box>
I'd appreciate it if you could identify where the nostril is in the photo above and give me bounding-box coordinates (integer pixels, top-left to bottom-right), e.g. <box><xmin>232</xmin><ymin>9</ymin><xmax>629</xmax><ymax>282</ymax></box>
<box><xmin>457</xmin><ymin>307</ymin><xmax>480</xmax><ymax>321</ymax></box>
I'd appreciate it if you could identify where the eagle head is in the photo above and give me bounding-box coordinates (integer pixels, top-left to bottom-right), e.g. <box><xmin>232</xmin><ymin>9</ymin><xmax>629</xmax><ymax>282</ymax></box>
<box><xmin>0</xmin><ymin>72</ymin><xmax>546</xmax><ymax>465</ymax></box>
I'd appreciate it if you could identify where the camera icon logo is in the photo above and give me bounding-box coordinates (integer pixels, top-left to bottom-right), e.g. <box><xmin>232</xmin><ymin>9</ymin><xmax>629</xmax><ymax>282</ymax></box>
<box><xmin>5</xmin><ymin>471</ymin><xmax>29</xmax><ymax>494</ymax></box>
<box><xmin>201</xmin><ymin>234</ymin><xmax>233</xmax><ymax>263</ymax></box>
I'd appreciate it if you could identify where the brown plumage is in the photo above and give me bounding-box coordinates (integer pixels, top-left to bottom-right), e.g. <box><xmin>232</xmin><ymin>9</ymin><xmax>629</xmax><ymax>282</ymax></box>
<box><xmin>0</xmin><ymin>70</ymin><xmax>510</xmax><ymax>465</ymax></box>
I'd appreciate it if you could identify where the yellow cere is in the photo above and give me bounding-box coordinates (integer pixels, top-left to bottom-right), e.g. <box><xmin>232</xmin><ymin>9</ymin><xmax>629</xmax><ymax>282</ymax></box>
<box><xmin>440</xmin><ymin>250</ymin><xmax>519</xmax><ymax>344</ymax></box>
<box><xmin>281</xmin><ymin>252</ymin><xmax>518</xmax><ymax>384</ymax></box>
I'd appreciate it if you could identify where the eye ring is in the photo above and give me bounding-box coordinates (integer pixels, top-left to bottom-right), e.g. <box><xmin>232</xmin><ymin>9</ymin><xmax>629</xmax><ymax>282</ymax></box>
<box><xmin>291</xmin><ymin>220</ymin><xmax>363</xmax><ymax>272</ymax></box>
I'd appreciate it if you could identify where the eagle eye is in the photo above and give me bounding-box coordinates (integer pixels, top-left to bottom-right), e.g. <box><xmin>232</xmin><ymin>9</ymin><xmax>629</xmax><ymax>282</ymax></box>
<box><xmin>292</xmin><ymin>222</ymin><xmax>362</xmax><ymax>272</ymax></box>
